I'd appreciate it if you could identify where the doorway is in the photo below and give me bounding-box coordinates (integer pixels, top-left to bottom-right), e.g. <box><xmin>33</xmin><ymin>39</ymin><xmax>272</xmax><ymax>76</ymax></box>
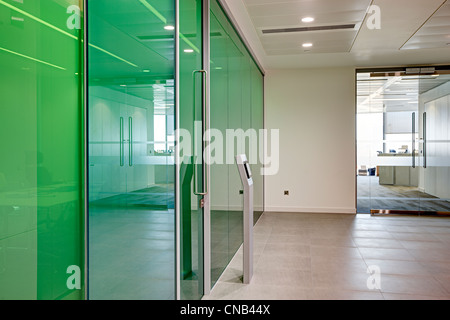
<box><xmin>356</xmin><ymin>67</ymin><xmax>450</xmax><ymax>215</ymax></box>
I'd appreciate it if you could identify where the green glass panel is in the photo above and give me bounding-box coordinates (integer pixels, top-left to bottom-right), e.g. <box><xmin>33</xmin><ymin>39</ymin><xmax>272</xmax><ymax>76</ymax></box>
<box><xmin>210</xmin><ymin>7</ymin><xmax>231</xmax><ymax>287</ymax></box>
<box><xmin>209</xmin><ymin>0</ymin><xmax>264</xmax><ymax>288</ymax></box>
<box><xmin>0</xmin><ymin>0</ymin><xmax>84</xmax><ymax>300</ymax></box>
<box><xmin>179</xmin><ymin>0</ymin><xmax>204</xmax><ymax>300</ymax></box>
<box><xmin>87</xmin><ymin>0</ymin><xmax>175</xmax><ymax>300</ymax></box>
<box><xmin>250</xmin><ymin>60</ymin><xmax>264</xmax><ymax>222</ymax></box>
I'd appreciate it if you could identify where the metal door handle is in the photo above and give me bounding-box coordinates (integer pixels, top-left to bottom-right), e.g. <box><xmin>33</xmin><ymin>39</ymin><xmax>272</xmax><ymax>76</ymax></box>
<box><xmin>423</xmin><ymin>112</ymin><xmax>427</xmax><ymax>169</ymax></box>
<box><xmin>412</xmin><ymin>112</ymin><xmax>415</xmax><ymax>168</ymax></box>
<box><xmin>120</xmin><ymin>117</ymin><xmax>124</xmax><ymax>166</ymax></box>
<box><xmin>129</xmin><ymin>117</ymin><xmax>133</xmax><ymax>167</ymax></box>
<box><xmin>193</xmin><ymin>70</ymin><xmax>208</xmax><ymax>196</ymax></box>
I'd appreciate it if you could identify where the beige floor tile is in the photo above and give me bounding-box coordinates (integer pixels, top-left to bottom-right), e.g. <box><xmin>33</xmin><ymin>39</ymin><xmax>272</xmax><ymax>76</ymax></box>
<box><xmin>382</xmin><ymin>293</ymin><xmax>450</xmax><ymax>300</ymax></box>
<box><xmin>399</xmin><ymin>239</ymin><xmax>448</xmax><ymax>250</ymax></box>
<box><xmin>434</xmin><ymin>274</ymin><xmax>450</xmax><ymax>294</ymax></box>
<box><xmin>420</xmin><ymin>260</ymin><xmax>450</xmax><ymax>275</ymax></box>
<box><xmin>307</xmin><ymin>288</ymin><xmax>384</xmax><ymax>300</ymax></box>
<box><xmin>310</xmin><ymin>245</ymin><xmax>363</xmax><ymax>259</ymax></box>
<box><xmin>391</xmin><ymin>232</ymin><xmax>440</xmax><ymax>241</ymax></box>
<box><xmin>311</xmin><ymin>271</ymin><xmax>375</xmax><ymax>292</ymax></box>
<box><xmin>408</xmin><ymin>248</ymin><xmax>450</xmax><ymax>262</ymax></box>
<box><xmin>256</xmin><ymin>255</ymin><xmax>311</xmax><ymax>271</ymax></box>
<box><xmin>240</xmin><ymin>284</ymin><xmax>309</xmax><ymax>300</ymax></box>
<box><xmin>380</xmin><ymin>274</ymin><xmax>448</xmax><ymax>297</ymax></box>
<box><xmin>266</xmin><ymin>233</ymin><xmax>310</xmax><ymax>244</ymax></box>
<box><xmin>251</xmin><ymin>269</ymin><xmax>312</xmax><ymax>288</ymax></box>
<box><xmin>263</xmin><ymin>243</ymin><xmax>310</xmax><ymax>256</ymax></box>
<box><xmin>206</xmin><ymin>213</ymin><xmax>450</xmax><ymax>300</ymax></box>
<box><xmin>358</xmin><ymin>247</ymin><xmax>416</xmax><ymax>261</ymax></box>
<box><xmin>363</xmin><ymin>259</ymin><xmax>431</xmax><ymax>276</ymax></box>
<box><xmin>351</xmin><ymin>230</ymin><xmax>394</xmax><ymax>239</ymax></box>
<box><xmin>310</xmin><ymin>236</ymin><xmax>356</xmax><ymax>247</ymax></box>
<box><xmin>353</xmin><ymin>237</ymin><xmax>404</xmax><ymax>249</ymax></box>
<box><xmin>351</xmin><ymin>223</ymin><xmax>387</xmax><ymax>231</ymax></box>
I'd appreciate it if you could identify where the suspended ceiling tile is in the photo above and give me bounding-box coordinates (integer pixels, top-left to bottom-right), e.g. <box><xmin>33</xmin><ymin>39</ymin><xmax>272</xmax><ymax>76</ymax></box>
<box><xmin>251</xmin><ymin>10</ymin><xmax>367</xmax><ymax>29</ymax></box>
<box><xmin>242</xmin><ymin>0</ymin><xmax>372</xmax><ymax>55</ymax></box>
<box><xmin>400</xmin><ymin>0</ymin><xmax>450</xmax><ymax>50</ymax></box>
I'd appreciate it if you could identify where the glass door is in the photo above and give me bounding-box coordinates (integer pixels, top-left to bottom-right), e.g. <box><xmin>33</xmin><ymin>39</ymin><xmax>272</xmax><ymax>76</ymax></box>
<box><xmin>87</xmin><ymin>0</ymin><xmax>176</xmax><ymax>300</ymax></box>
<box><xmin>357</xmin><ymin>71</ymin><xmax>422</xmax><ymax>214</ymax></box>
<box><xmin>179</xmin><ymin>0</ymin><xmax>207</xmax><ymax>300</ymax></box>
<box><xmin>418</xmin><ymin>69</ymin><xmax>450</xmax><ymax>215</ymax></box>
<box><xmin>357</xmin><ymin>68</ymin><xmax>450</xmax><ymax>216</ymax></box>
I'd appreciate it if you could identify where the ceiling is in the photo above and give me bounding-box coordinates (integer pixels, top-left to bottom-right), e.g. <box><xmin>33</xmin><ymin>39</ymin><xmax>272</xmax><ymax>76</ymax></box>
<box><xmin>223</xmin><ymin>0</ymin><xmax>450</xmax><ymax>69</ymax></box>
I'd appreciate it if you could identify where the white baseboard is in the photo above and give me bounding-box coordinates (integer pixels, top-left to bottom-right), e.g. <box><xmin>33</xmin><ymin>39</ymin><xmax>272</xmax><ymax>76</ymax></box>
<box><xmin>264</xmin><ymin>206</ymin><xmax>356</xmax><ymax>214</ymax></box>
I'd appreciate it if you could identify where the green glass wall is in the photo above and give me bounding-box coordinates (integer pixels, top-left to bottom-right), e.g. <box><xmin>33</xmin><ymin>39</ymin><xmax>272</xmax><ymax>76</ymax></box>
<box><xmin>0</xmin><ymin>0</ymin><xmax>84</xmax><ymax>299</ymax></box>
<box><xmin>209</xmin><ymin>0</ymin><xmax>264</xmax><ymax>287</ymax></box>
<box><xmin>87</xmin><ymin>0</ymin><xmax>176</xmax><ymax>300</ymax></box>
<box><xmin>0</xmin><ymin>0</ymin><xmax>264</xmax><ymax>300</ymax></box>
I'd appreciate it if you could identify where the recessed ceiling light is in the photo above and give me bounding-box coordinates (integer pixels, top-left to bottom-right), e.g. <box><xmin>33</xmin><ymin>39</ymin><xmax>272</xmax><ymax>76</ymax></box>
<box><xmin>143</xmin><ymin>69</ymin><xmax>150</xmax><ymax>73</ymax></box>
<box><xmin>302</xmin><ymin>43</ymin><xmax>313</xmax><ymax>48</ymax></box>
<box><xmin>184</xmin><ymin>49</ymin><xmax>194</xmax><ymax>53</ymax></box>
<box><xmin>164</xmin><ymin>25</ymin><xmax>175</xmax><ymax>30</ymax></box>
<box><xmin>301</xmin><ymin>17</ymin><xmax>314</xmax><ymax>23</ymax></box>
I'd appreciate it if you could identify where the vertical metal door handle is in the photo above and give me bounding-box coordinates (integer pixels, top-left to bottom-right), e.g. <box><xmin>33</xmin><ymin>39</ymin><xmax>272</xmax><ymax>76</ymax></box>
<box><xmin>120</xmin><ymin>117</ymin><xmax>124</xmax><ymax>166</ymax></box>
<box><xmin>412</xmin><ymin>112</ymin><xmax>416</xmax><ymax>168</ymax></box>
<box><xmin>129</xmin><ymin>117</ymin><xmax>133</xmax><ymax>167</ymax></box>
<box><xmin>193</xmin><ymin>70</ymin><xmax>208</xmax><ymax>196</ymax></box>
<box><xmin>423</xmin><ymin>112</ymin><xmax>427</xmax><ymax>169</ymax></box>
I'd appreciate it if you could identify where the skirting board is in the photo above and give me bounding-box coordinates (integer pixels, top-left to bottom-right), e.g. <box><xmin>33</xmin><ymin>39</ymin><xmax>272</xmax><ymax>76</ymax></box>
<box><xmin>265</xmin><ymin>206</ymin><xmax>356</xmax><ymax>214</ymax></box>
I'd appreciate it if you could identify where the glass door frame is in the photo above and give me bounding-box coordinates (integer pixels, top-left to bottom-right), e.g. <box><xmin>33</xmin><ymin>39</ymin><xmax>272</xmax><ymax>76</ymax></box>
<box><xmin>356</xmin><ymin>66</ymin><xmax>450</xmax><ymax>217</ymax></box>
<box><xmin>175</xmin><ymin>0</ymin><xmax>211</xmax><ymax>299</ymax></box>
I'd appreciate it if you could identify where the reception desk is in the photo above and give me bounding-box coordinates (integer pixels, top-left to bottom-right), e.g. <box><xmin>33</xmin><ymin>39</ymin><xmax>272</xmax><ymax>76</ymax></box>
<box><xmin>377</xmin><ymin>153</ymin><xmax>419</xmax><ymax>186</ymax></box>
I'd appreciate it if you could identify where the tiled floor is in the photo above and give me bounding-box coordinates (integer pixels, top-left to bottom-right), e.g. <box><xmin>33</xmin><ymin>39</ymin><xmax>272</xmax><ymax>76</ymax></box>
<box><xmin>203</xmin><ymin>212</ymin><xmax>450</xmax><ymax>300</ymax></box>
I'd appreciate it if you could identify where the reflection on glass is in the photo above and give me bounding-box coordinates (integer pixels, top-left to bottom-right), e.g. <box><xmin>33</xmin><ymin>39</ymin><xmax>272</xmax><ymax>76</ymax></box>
<box><xmin>87</xmin><ymin>0</ymin><xmax>175</xmax><ymax>300</ymax></box>
<box><xmin>0</xmin><ymin>0</ymin><xmax>84</xmax><ymax>299</ymax></box>
<box><xmin>209</xmin><ymin>0</ymin><xmax>265</xmax><ymax>288</ymax></box>
<box><xmin>357</xmin><ymin>70</ymin><xmax>450</xmax><ymax>214</ymax></box>
<box><xmin>419</xmin><ymin>72</ymin><xmax>450</xmax><ymax>213</ymax></box>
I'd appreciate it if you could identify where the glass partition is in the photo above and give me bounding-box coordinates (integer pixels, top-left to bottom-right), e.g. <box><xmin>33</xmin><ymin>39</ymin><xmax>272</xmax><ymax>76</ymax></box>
<box><xmin>0</xmin><ymin>0</ymin><xmax>84</xmax><ymax>299</ymax></box>
<box><xmin>210</xmin><ymin>0</ymin><xmax>265</xmax><ymax>288</ymax></box>
<box><xmin>87</xmin><ymin>0</ymin><xmax>176</xmax><ymax>300</ymax></box>
<box><xmin>418</xmin><ymin>70</ymin><xmax>450</xmax><ymax>214</ymax></box>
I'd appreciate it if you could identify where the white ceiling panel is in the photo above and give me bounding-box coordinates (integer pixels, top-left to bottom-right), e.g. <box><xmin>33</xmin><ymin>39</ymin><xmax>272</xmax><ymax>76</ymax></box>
<box><xmin>244</xmin><ymin>0</ymin><xmax>372</xmax><ymax>16</ymax></box>
<box><xmin>242</xmin><ymin>0</ymin><xmax>372</xmax><ymax>55</ymax></box>
<box><xmin>251</xmin><ymin>10</ymin><xmax>366</xmax><ymax>29</ymax></box>
<box><xmin>222</xmin><ymin>0</ymin><xmax>450</xmax><ymax>68</ymax></box>
<box><xmin>402</xmin><ymin>0</ymin><xmax>450</xmax><ymax>50</ymax></box>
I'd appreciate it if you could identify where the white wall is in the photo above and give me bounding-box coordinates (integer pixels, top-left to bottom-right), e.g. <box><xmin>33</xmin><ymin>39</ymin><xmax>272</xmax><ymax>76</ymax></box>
<box><xmin>264</xmin><ymin>68</ymin><xmax>356</xmax><ymax>214</ymax></box>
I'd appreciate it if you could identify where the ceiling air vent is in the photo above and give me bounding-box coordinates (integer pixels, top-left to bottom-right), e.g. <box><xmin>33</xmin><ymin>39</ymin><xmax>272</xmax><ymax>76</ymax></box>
<box><xmin>262</xmin><ymin>24</ymin><xmax>355</xmax><ymax>34</ymax></box>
